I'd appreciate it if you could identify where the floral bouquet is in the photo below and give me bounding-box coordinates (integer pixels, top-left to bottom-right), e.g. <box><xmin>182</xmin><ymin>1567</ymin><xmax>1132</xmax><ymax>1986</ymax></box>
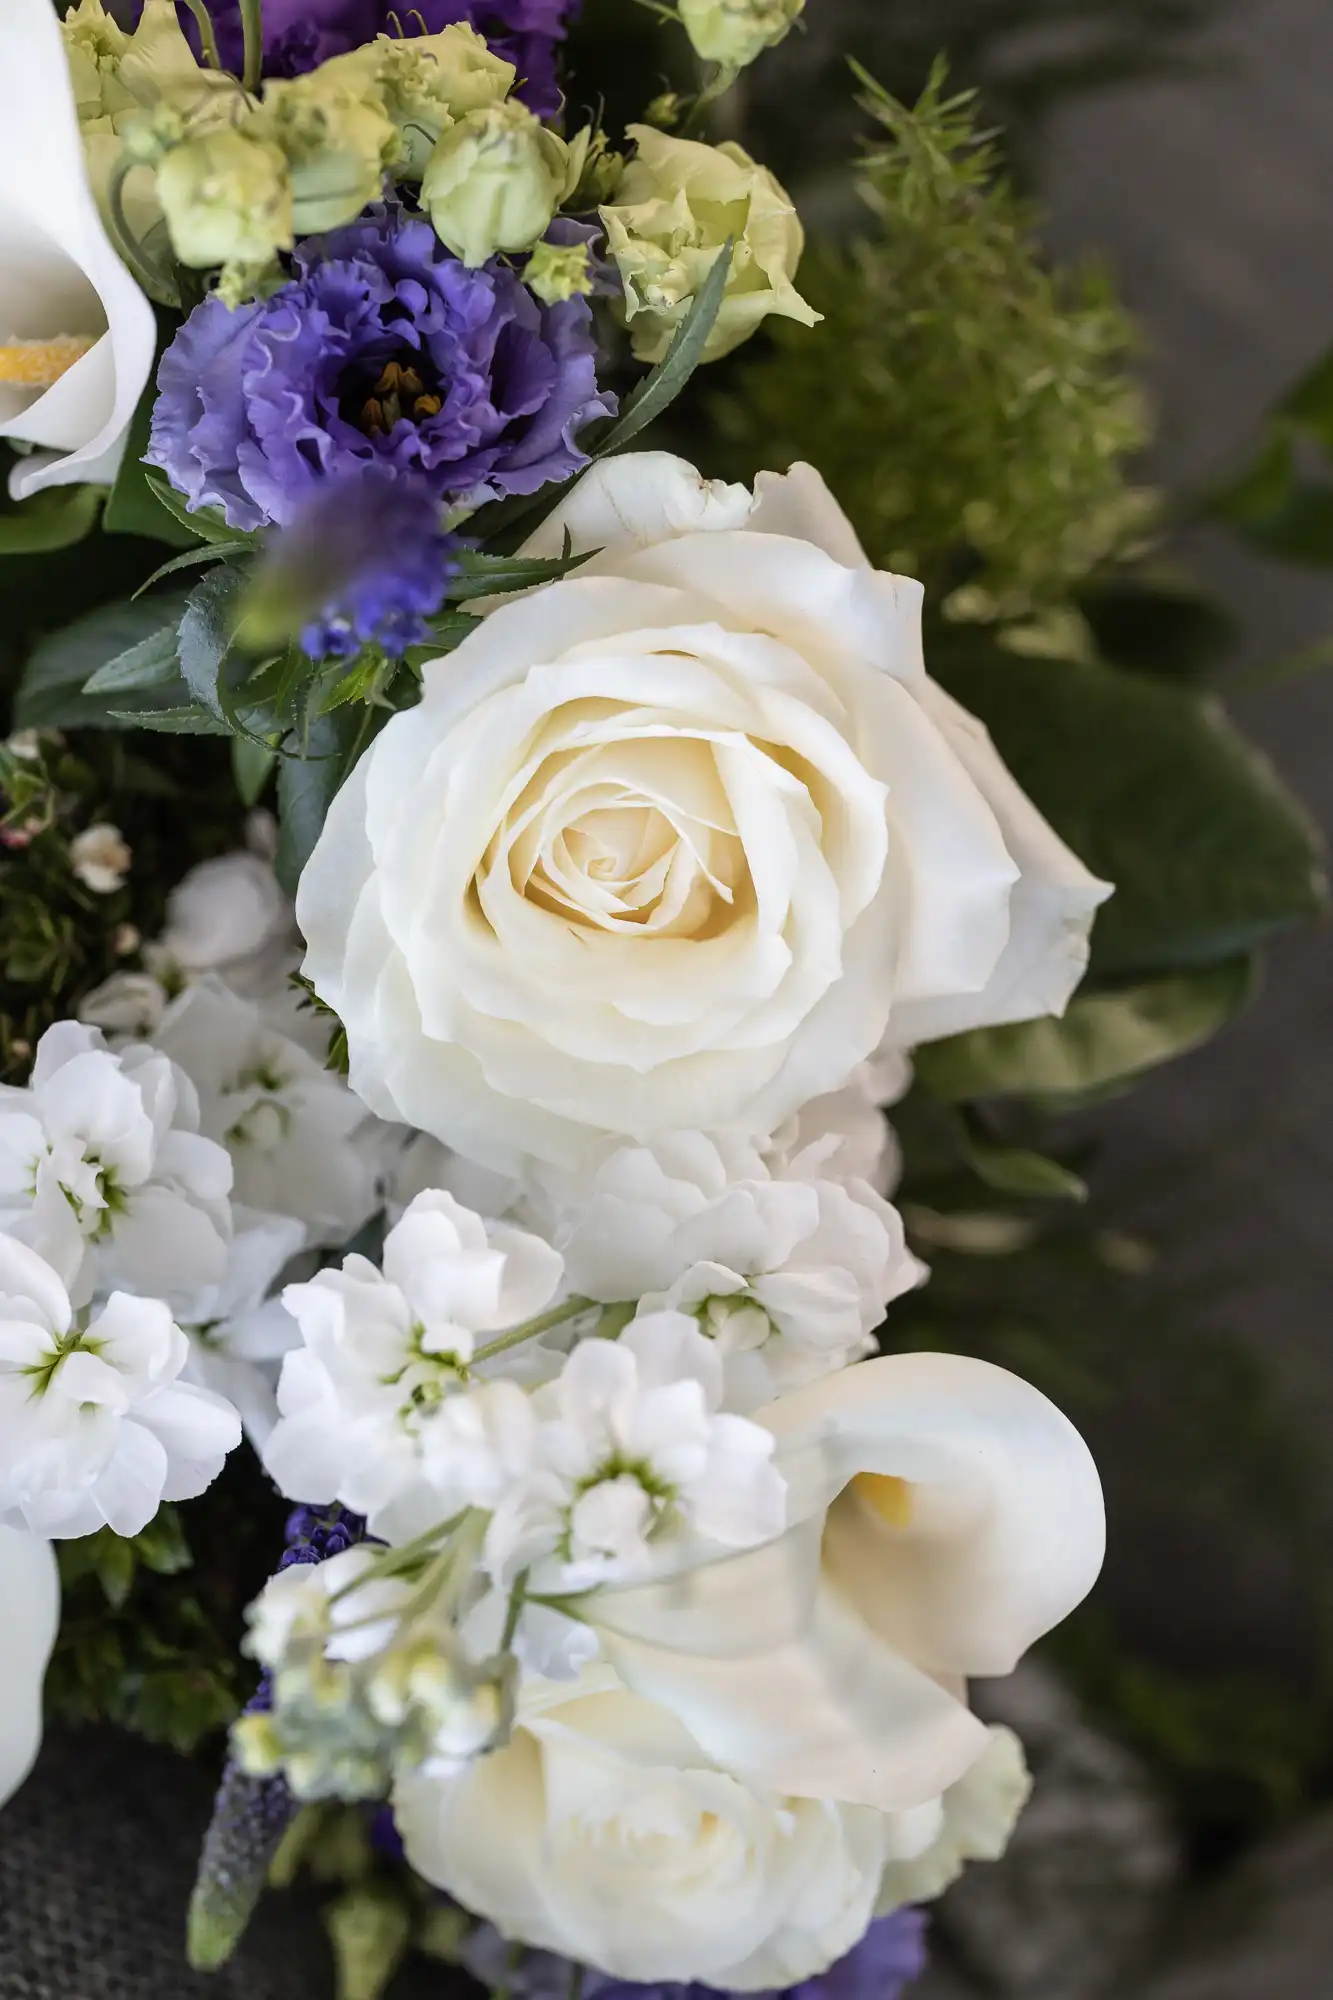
<box><xmin>0</xmin><ymin>1</ymin><xmax>1324</xmax><ymax>1996</ymax></box>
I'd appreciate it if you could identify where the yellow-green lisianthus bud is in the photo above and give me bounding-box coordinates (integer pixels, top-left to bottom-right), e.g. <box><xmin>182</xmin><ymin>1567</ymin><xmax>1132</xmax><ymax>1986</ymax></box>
<box><xmin>155</xmin><ymin>121</ymin><xmax>293</xmax><ymax>271</ymax></box>
<box><xmin>677</xmin><ymin>0</ymin><xmax>804</xmax><ymax>69</ymax></box>
<box><xmin>421</xmin><ymin>100</ymin><xmax>574</xmax><ymax>267</ymax></box>
<box><xmin>599</xmin><ymin>124</ymin><xmax>820</xmax><ymax>364</ymax></box>
<box><xmin>263</xmin><ymin>51</ymin><xmax>401</xmax><ymax>236</ymax></box>
<box><xmin>375</xmin><ymin>25</ymin><xmax>516</xmax><ymax>181</ymax></box>
<box><xmin>62</xmin><ymin>0</ymin><xmax>225</xmax><ymax>249</ymax></box>
<box><xmin>525</xmin><ymin>237</ymin><xmax>594</xmax><ymax>305</ymax></box>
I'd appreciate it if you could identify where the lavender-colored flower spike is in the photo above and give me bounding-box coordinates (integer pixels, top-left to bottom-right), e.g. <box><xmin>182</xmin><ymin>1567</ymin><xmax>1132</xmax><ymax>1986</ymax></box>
<box><xmin>186</xmin><ymin>1504</ymin><xmax>365</xmax><ymax>1971</ymax></box>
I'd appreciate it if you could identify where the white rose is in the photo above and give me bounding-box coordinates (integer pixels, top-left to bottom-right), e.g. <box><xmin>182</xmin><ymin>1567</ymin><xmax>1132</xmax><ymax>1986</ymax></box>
<box><xmin>877</xmin><ymin>1723</ymin><xmax>1031</xmax><ymax>1912</ymax></box>
<box><xmin>0</xmin><ymin>0</ymin><xmax>155</xmax><ymax>497</ymax></box>
<box><xmin>0</xmin><ymin>1527</ymin><xmax>59</xmax><ymax>1810</ymax></box>
<box><xmin>396</xmin><ymin>1668</ymin><xmax>889</xmax><ymax>1989</ymax></box>
<box><xmin>298</xmin><ymin>454</ymin><xmax>1111</xmax><ymax>1171</ymax></box>
<box><xmin>572</xmin><ymin>1350</ymin><xmax>1103</xmax><ymax>1817</ymax></box>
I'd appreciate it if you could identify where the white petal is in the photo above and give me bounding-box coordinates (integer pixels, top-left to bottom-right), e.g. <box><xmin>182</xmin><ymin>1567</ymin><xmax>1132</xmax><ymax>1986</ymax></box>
<box><xmin>0</xmin><ymin>1528</ymin><xmax>58</xmax><ymax>1807</ymax></box>
<box><xmin>519</xmin><ymin>452</ymin><xmax>754</xmax><ymax>563</ymax></box>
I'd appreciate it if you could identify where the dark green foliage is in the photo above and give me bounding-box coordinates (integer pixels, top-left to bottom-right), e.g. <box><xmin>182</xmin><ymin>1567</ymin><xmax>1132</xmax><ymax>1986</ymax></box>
<box><xmin>710</xmin><ymin>66</ymin><xmax>1148</xmax><ymax>623</ymax></box>
<box><xmin>46</xmin><ymin>1454</ymin><xmax>288</xmax><ymax>1755</ymax></box>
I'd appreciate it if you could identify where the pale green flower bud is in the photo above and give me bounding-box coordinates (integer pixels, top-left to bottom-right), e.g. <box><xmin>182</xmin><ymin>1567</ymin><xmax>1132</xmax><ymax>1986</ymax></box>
<box><xmin>264</xmin><ymin>54</ymin><xmax>402</xmax><ymax>236</ymax></box>
<box><xmin>600</xmin><ymin>123</ymin><xmax>820</xmax><ymax>364</ymax></box>
<box><xmin>421</xmin><ymin>100</ymin><xmax>573</xmax><ymax>267</ymax></box>
<box><xmin>155</xmin><ymin>121</ymin><xmax>293</xmax><ymax>271</ymax></box>
<box><xmin>375</xmin><ymin>25</ymin><xmax>516</xmax><ymax>181</ymax></box>
<box><xmin>677</xmin><ymin>0</ymin><xmax>805</xmax><ymax>69</ymax></box>
<box><xmin>525</xmin><ymin>236</ymin><xmax>594</xmax><ymax>305</ymax></box>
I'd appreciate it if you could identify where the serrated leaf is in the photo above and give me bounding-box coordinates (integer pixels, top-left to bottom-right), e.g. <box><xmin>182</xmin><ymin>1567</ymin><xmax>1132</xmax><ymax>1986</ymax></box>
<box><xmin>914</xmin><ymin>957</ymin><xmax>1258</xmax><ymax>1104</ymax></box>
<box><xmin>108</xmin><ymin>702</ymin><xmax>232</xmax><ymax>733</ymax></box>
<box><xmin>83</xmin><ymin>620</ymin><xmax>181</xmax><ymax>694</ymax></box>
<box><xmin>593</xmin><ymin>239</ymin><xmax>735</xmax><ymax>458</ymax></box>
<box><xmin>132</xmin><ymin>540</ymin><xmax>253</xmax><ymax>597</ymax></box>
<box><xmin>143</xmin><ymin>468</ymin><xmax>256</xmax><ymax>546</ymax></box>
<box><xmin>0</xmin><ymin>481</ymin><xmax>104</xmax><ymax>555</ymax></box>
<box><xmin>179</xmin><ymin>564</ymin><xmax>247</xmax><ymax>717</ymax></box>
<box><xmin>933</xmin><ymin>646</ymin><xmax>1327</xmax><ymax>976</ymax></box>
<box><xmin>232</xmin><ymin>733</ymin><xmax>277</xmax><ymax>805</ymax></box>
<box><xmin>447</xmin><ymin>539</ymin><xmax>594</xmax><ymax>601</ymax></box>
<box><xmin>276</xmin><ymin>709</ymin><xmax>355</xmax><ymax>894</ymax></box>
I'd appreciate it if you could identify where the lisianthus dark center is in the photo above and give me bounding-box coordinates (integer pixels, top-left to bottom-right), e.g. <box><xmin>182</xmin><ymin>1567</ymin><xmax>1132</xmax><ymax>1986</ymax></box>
<box><xmin>342</xmin><ymin>360</ymin><xmax>445</xmax><ymax>439</ymax></box>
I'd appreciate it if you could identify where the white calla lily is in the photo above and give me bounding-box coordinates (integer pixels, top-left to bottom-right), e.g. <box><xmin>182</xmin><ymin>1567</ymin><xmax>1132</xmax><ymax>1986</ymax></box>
<box><xmin>0</xmin><ymin>1527</ymin><xmax>59</xmax><ymax>1810</ymax></box>
<box><xmin>576</xmin><ymin>1351</ymin><xmax>1103</xmax><ymax>1815</ymax></box>
<box><xmin>0</xmin><ymin>0</ymin><xmax>155</xmax><ymax>497</ymax></box>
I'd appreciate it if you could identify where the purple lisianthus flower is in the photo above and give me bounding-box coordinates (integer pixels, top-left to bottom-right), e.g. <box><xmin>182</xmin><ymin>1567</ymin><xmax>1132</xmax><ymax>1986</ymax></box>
<box><xmin>462</xmin><ymin>1913</ymin><xmax>930</xmax><ymax>2000</ymax></box>
<box><xmin>147</xmin><ymin>204</ymin><xmax>614</xmax><ymax>534</ymax></box>
<box><xmin>257</xmin><ymin>464</ymin><xmax>463</xmax><ymax>658</ymax></box>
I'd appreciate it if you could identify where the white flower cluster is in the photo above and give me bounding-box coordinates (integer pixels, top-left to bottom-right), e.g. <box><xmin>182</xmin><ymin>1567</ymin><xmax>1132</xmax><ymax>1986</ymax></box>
<box><xmin>0</xmin><ymin>840</ymin><xmax>380</xmax><ymax>1545</ymax></box>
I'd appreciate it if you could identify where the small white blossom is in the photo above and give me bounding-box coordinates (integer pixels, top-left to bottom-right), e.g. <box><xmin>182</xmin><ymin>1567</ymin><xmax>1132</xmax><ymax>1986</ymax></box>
<box><xmin>0</xmin><ymin>1231</ymin><xmax>241</xmax><ymax>1538</ymax></box>
<box><xmin>69</xmin><ymin>822</ymin><xmax>131</xmax><ymax>893</ymax></box>
<box><xmin>483</xmin><ymin>1310</ymin><xmax>787</xmax><ymax>1603</ymax></box>
<box><xmin>176</xmin><ymin>1206</ymin><xmax>305</xmax><ymax>1446</ymax></box>
<box><xmin>153</xmin><ymin>975</ymin><xmax>377</xmax><ymax>1247</ymax></box>
<box><xmin>552</xmin><ymin>1132</ymin><xmax>921</xmax><ymax>1407</ymax></box>
<box><xmin>77</xmin><ymin>969</ymin><xmax>170</xmax><ymax>1037</ymax></box>
<box><xmin>263</xmin><ymin>1190</ymin><xmax>565</xmax><ymax>1538</ymax></box>
<box><xmin>0</xmin><ymin>1021</ymin><xmax>233</xmax><ymax>1308</ymax></box>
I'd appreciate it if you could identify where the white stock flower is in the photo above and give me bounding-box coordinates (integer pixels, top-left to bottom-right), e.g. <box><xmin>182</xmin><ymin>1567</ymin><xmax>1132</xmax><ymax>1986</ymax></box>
<box><xmin>397</xmin><ymin>1668</ymin><xmax>888</xmax><ymax>1989</ymax></box>
<box><xmin>0</xmin><ymin>1232</ymin><xmax>241</xmax><ymax>1538</ymax></box>
<box><xmin>0</xmin><ymin>0</ymin><xmax>156</xmax><ymax>497</ymax></box>
<box><xmin>177</xmin><ymin>1206</ymin><xmax>305</xmax><ymax>1447</ymax></box>
<box><xmin>569</xmin><ymin>1351</ymin><xmax>1103</xmax><ymax>1821</ymax></box>
<box><xmin>153</xmin><ymin>976</ymin><xmax>376</xmax><ymax>1246</ymax></box>
<box><xmin>876</xmin><ymin>1724</ymin><xmax>1031</xmax><ymax>1912</ymax></box>
<box><xmin>553</xmin><ymin>1132</ymin><xmax>920</xmax><ymax>1406</ymax></box>
<box><xmin>0</xmin><ymin>1020</ymin><xmax>232</xmax><ymax>1308</ymax></box>
<box><xmin>69</xmin><ymin>821</ymin><xmax>131</xmax><ymax>893</ymax></box>
<box><xmin>156</xmin><ymin>848</ymin><xmax>293</xmax><ymax>994</ymax></box>
<box><xmin>480</xmin><ymin>1312</ymin><xmax>786</xmax><ymax>1600</ymax></box>
<box><xmin>263</xmin><ymin>1190</ymin><xmax>564</xmax><ymax>1538</ymax></box>
<box><xmin>298</xmin><ymin>453</ymin><xmax>1110</xmax><ymax>1172</ymax></box>
<box><xmin>0</xmin><ymin>1527</ymin><xmax>59</xmax><ymax>1810</ymax></box>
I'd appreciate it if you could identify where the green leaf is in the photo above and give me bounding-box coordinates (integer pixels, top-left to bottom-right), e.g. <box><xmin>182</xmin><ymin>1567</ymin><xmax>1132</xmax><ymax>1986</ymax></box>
<box><xmin>914</xmin><ymin>956</ymin><xmax>1258</xmax><ymax>1103</ymax></box>
<box><xmin>1077</xmin><ymin>571</ymin><xmax>1239</xmax><ymax>683</ymax></box>
<box><xmin>132</xmin><ymin>1505</ymin><xmax>192</xmax><ymax>1576</ymax></box>
<box><xmin>276</xmin><ymin>709</ymin><xmax>355</xmax><ymax>895</ymax></box>
<box><xmin>0</xmin><ymin>481</ymin><xmax>104</xmax><ymax>555</ymax></box>
<box><xmin>593</xmin><ymin>239</ymin><xmax>735</xmax><ymax>458</ymax></box>
<box><xmin>323</xmin><ymin>1885</ymin><xmax>414</xmax><ymax>2000</ymax></box>
<box><xmin>132</xmin><ymin>540</ymin><xmax>253</xmax><ymax>597</ymax></box>
<box><xmin>108</xmin><ymin>702</ymin><xmax>232</xmax><ymax>734</ymax></box>
<box><xmin>83</xmin><ymin>619</ymin><xmax>182</xmax><ymax>694</ymax></box>
<box><xmin>933</xmin><ymin>646</ymin><xmax>1327</xmax><ymax>976</ymax></box>
<box><xmin>1206</xmin><ymin>346</ymin><xmax>1333</xmax><ymax>565</ymax></box>
<box><xmin>447</xmin><ymin>540</ymin><xmax>595</xmax><ymax>601</ymax></box>
<box><xmin>957</xmin><ymin>1124</ymin><xmax>1088</xmax><ymax>1201</ymax></box>
<box><xmin>232</xmin><ymin>733</ymin><xmax>277</xmax><ymax>806</ymax></box>
<box><xmin>142</xmin><ymin>468</ymin><xmax>255</xmax><ymax>547</ymax></box>
<box><xmin>15</xmin><ymin>590</ymin><xmax>193</xmax><ymax>727</ymax></box>
<box><xmin>179</xmin><ymin>564</ymin><xmax>247</xmax><ymax>717</ymax></box>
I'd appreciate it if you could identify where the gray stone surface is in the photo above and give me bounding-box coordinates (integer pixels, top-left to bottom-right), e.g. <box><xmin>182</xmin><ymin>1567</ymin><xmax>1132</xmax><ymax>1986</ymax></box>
<box><xmin>916</xmin><ymin>1667</ymin><xmax>1179</xmax><ymax>2000</ymax></box>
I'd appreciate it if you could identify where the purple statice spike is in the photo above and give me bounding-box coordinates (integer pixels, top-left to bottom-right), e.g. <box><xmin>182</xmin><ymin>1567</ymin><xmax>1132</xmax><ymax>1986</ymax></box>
<box><xmin>148</xmin><ymin>205</ymin><xmax>615</xmax><ymax>534</ymax></box>
<box><xmin>186</xmin><ymin>1504</ymin><xmax>366</xmax><ymax>1971</ymax></box>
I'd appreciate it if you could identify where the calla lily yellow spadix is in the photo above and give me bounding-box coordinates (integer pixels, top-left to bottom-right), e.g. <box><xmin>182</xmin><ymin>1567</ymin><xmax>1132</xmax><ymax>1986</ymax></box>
<box><xmin>0</xmin><ymin>0</ymin><xmax>155</xmax><ymax>498</ymax></box>
<box><xmin>0</xmin><ymin>335</ymin><xmax>98</xmax><ymax>390</ymax></box>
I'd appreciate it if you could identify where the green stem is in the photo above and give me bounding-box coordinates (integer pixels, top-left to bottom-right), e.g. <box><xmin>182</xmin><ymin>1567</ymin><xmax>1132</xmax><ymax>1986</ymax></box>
<box><xmin>500</xmin><ymin>1568</ymin><xmax>529</xmax><ymax>1651</ymax></box>
<box><xmin>472</xmin><ymin>1295</ymin><xmax>596</xmax><ymax>1366</ymax></box>
<box><xmin>106</xmin><ymin>155</ymin><xmax>179</xmax><ymax>308</ymax></box>
<box><xmin>568</xmin><ymin>1964</ymin><xmax>584</xmax><ymax>2000</ymax></box>
<box><xmin>239</xmin><ymin>0</ymin><xmax>264</xmax><ymax>91</ymax></box>
<box><xmin>178</xmin><ymin>0</ymin><xmax>222</xmax><ymax>70</ymax></box>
